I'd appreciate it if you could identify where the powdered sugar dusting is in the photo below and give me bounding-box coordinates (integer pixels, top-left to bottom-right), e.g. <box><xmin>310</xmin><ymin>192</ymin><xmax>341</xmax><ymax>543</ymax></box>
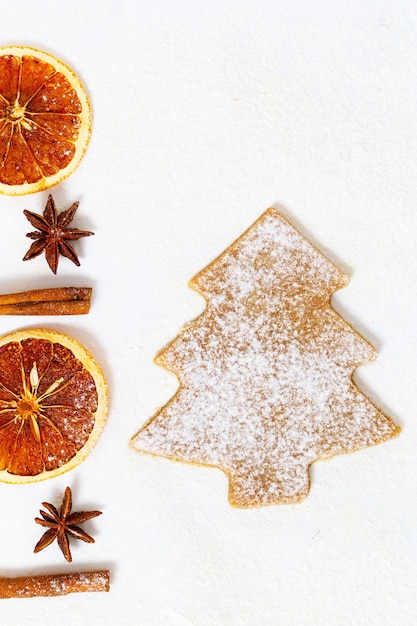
<box><xmin>133</xmin><ymin>209</ymin><xmax>399</xmax><ymax>507</ymax></box>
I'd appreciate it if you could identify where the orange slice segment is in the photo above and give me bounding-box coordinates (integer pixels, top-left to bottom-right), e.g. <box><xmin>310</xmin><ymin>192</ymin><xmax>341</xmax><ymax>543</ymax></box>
<box><xmin>0</xmin><ymin>329</ymin><xmax>108</xmax><ymax>483</ymax></box>
<box><xmin>0</xmin><ymin>47</ymin><xmax>91</xmax><ymax>195</ymax></box>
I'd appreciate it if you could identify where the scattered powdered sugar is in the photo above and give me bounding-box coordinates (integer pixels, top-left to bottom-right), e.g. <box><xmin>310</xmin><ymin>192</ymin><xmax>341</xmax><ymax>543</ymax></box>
<box><xmin>133</xmin><ymin>209</ymin><xmax>399</xmax><ymax>507</ymax></box>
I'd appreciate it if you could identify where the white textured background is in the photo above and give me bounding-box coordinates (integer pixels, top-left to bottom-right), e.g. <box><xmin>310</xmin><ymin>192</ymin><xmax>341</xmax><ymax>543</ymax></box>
<box><xmin>0</xmin><ymin>1</ymin><xmax>416</xmax><ymax>624</ymax></box>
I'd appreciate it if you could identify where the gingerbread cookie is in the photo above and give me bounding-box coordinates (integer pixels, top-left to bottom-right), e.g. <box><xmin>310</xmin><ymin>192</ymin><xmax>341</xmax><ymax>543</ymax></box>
<box><xmin>132</xmin><ymin>208</ymin><xmax>399</xmax><ymax>507</ymax></box>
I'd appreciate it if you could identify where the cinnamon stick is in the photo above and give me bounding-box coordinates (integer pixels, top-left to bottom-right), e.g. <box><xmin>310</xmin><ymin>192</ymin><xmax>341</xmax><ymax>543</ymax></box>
<box><xmin>0</xmin><ymin>570</ymin><xmax>110</xmax><ymax>598</ymax></box>
<box><xmin>0</xmin><ymin>287</ymin><xmax>92</xmax><ymax>315</ymax></box>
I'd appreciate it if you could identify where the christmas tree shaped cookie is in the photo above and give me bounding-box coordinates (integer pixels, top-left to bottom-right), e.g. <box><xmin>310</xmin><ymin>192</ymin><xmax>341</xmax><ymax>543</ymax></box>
<box><xmin>132</xmin><ymin>209</ymin><xmax>399</xmax><ymax>507</ymax></box>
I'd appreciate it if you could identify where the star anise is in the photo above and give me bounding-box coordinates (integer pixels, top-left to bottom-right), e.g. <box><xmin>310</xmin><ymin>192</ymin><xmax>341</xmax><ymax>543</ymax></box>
<box><xmin>23</xmin><ymin>194</ymin><xmax>94</xmax><ymax>274</ymax></box>
<box><xmin>34</xmin><ymin>487</ymin><xmax>102</xmax><ymax>562</ymax></box>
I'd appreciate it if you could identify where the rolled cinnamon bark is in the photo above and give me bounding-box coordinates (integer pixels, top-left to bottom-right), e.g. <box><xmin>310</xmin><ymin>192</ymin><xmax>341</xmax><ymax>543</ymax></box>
<box><xmin>0</xmin><ymin>287</ymin><xmax>92</xmax><ymax>315</ymax></box>
<box><xmin>0</xmin><ymin>570</ymin><xmax>110</xmax><ymax>598</ymax></box>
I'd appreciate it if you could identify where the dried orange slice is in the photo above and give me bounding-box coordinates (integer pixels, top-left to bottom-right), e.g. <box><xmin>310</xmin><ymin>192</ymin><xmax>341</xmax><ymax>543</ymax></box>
<box><xmin>0</xmin><ymin>46</ymin><xmax>92</xmax><ymax>195</ymax></box>
<box><xmin>0</xmin><ymin>329</ymin><xmax>108</xmax><ymax>483</ymax></box>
